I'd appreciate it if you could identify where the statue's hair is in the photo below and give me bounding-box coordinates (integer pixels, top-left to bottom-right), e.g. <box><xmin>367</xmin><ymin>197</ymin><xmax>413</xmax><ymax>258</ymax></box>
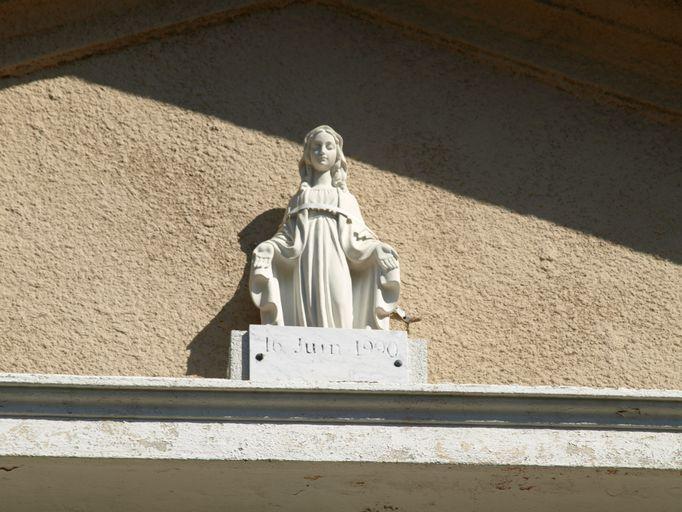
<box><xmin>299</xmin><ymin>125</ymin><xmax>348</xmax><ymax>191</ymax></box>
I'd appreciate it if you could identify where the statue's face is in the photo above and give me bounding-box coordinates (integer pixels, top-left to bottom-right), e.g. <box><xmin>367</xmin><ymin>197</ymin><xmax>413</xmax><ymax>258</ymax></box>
<box><xmin>309</xmin><ymin>131</ymin><xmax>338</xmax><ymax>173</ymax></box>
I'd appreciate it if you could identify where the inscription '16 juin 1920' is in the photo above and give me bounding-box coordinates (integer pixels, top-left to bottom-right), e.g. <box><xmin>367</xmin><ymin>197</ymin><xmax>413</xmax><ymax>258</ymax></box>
<box><xmin>248</xmin><ymin>325</ymin><xmax>409</xmax><ymax>384</ymax></box>
<box><xmin>265</xmin><ymin>337</ymin><xmax>400</xmax><ymax>358</ymax></box>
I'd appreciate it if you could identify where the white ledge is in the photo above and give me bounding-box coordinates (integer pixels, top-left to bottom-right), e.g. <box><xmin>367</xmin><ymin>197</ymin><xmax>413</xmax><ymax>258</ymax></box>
<box><xmin>2</xmin><ymin>372</ymin><xmax>682</xmax><ymax>398</ymax></box>
<box><xmin>0</xmin><ymin>373</ymin><xmax>680</xmax><ymax>431</ymax></box>
<box><xmin>1</xmin><ymin>373</ymin><xmax>680</xmax><ymax>511</ymax></box>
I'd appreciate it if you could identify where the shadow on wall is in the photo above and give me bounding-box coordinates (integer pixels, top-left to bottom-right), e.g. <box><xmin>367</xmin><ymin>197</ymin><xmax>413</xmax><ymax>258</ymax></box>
<box><xmin>186</xmin><ymin>208</ymin><xmax>284</xmax><ymax>378</ymax></box>
<box><xmin>3</xmin><ymin>5</ymin><xmax>680</xmax><ymax>263</ymax></box>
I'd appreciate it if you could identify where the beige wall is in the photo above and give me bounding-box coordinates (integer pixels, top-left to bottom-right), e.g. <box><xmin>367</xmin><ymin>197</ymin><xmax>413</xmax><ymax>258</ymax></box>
<box><xmin>0</xmin><ymin>3</ymin><xmax>680</xmax><ymax>387</ymax></box>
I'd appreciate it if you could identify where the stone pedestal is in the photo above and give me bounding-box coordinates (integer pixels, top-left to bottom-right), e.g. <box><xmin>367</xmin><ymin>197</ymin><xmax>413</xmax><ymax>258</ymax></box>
<box><xmin>229</xmin><ymin>325</ymin><xmax>428</xmax><ymax>384</ymax></box>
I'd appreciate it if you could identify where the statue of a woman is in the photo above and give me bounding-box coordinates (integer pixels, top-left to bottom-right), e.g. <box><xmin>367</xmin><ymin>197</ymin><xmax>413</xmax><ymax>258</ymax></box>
<box><xmin>249</xmin><ymin>125</ymin><xmax>400</xmax><ymax>329</ymax></box>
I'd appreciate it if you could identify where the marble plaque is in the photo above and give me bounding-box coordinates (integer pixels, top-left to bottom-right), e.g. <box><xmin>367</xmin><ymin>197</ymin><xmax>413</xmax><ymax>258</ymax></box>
<box><xmin>248</xmin><ymin>325</ymin><xmax>409</xmax><ymax>384</ymax></box>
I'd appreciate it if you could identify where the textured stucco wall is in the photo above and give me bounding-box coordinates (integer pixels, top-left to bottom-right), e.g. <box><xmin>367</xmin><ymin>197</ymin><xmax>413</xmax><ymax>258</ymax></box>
<box><xmin>0</xmin><ymin>4</ymin><xmax>680</xmax><ymax>387</ymax></box>
<box><xmin>0</xmin><ymin>0</ymin><xmax>142</xmax><ymax>39</ymax></box>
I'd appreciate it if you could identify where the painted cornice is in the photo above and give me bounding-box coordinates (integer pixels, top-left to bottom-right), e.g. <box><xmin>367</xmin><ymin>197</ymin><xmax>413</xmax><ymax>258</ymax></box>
<box><xmin>1</xmin><ymin>373</ymin><xmax>679</xmax><ymax>431</ymax></box>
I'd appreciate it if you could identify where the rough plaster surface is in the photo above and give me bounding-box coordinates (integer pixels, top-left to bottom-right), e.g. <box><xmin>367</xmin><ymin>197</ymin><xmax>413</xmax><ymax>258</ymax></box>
<box><xmin>347</xmin><ymin>0</ymin><xmax>682</xmax><ymax>116</ymax></box>
<box><xmin>1</xmin><ymin>458</ymin><xmax>679</xmax><ymax>512</ymax></box>
<box><xmin>0</xmin><ymin>5</ymin><xmax>680</xmax><ymax>386</ymax></box>
<box><xmin>2</xmin><ymin>1</ymin><xmax>681</xmax><ymax>119</ymax></box>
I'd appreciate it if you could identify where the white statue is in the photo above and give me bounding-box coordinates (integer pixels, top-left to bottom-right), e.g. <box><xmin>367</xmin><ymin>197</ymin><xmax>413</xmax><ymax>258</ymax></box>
<box><xmin>249</xmin><ymin>125</ymin><xmax>400</xmax><ymax>329</ymax></box>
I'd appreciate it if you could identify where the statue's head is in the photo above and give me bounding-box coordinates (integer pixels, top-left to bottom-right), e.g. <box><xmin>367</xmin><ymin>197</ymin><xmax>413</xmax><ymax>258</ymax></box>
<box><xmin>299</xmin><ymin>125</ymin><xmax>348</xmax><ymax>190</ymax></box>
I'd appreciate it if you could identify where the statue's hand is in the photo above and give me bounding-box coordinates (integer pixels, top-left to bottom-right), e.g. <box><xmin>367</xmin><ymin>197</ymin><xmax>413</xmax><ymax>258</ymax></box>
<box><xmin>253</xmin><ymin>242</ymin><xmax>275</xmax><ymax>270</ymax></box>
<box><xmin>377</xmin><ymin>244</ymin><xmax>399</xmax><ymax>273</ymax></box>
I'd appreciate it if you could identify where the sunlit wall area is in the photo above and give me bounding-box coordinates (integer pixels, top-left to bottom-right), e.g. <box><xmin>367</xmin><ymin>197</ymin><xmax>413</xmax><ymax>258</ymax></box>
<box><xmin>0</xmin><ymin>1</ymin><xmax>680</xmax><ymax>387</ymax></box>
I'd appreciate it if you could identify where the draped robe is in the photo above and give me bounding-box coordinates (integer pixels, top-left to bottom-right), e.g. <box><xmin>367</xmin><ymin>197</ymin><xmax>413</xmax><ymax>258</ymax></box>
<box><xmin>249</xmin><ymin>186</ymin><xmax>400</xmax><ymax>329</ymax></box>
